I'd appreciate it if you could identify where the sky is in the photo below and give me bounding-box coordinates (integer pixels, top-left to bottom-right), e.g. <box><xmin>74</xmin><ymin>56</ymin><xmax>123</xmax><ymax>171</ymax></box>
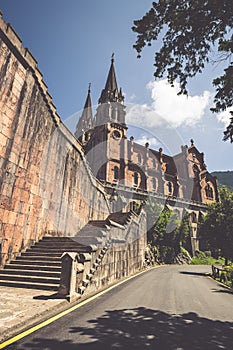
<box><xmin>0</xmin><ymin>0</ymin><xmax>232</xmax><ymax>172</ymax></box>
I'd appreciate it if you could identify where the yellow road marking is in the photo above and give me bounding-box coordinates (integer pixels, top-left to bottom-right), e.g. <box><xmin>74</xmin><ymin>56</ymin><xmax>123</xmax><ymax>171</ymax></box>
<box><xmin>0</xmin><ymin>266</ymin><xmax>158</xmax><ymax>349</ymax></box>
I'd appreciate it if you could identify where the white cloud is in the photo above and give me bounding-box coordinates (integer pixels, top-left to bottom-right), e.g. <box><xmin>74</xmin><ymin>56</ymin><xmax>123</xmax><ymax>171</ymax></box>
<box><xmin>129</xmin><ymin>93</ymin><xmax>136</xmax><ymax>100</ymax></box>
<box><xmin>135</xmin><ymin>135</ymin><xmax>160</xmax><ymax>148</ymax></box>
<box><xmin>217</xmin><ymin>107</ymin><xmax>233</xmax><ymax>127</ymax></box>
<box><xmin>126</xmin><ymin>79</ymin><xmax>212</xmax><ymax>128</ymax></box>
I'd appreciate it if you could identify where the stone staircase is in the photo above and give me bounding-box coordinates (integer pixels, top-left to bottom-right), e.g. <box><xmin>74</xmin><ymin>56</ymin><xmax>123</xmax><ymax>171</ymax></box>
<box><xmin>0</xmin><ymin>237</ymin><xmax>91</xmax><ymax>291</ymax></box>
<box><xmin>0</xmin><ymin>210</ymin><xmax>137</xmax><ymax>293</ymax></box>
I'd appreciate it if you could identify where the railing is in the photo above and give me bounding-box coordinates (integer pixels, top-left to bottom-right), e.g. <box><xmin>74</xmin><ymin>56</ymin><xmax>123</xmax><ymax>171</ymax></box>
<box><xmin>212</xmin><ymin>265</ymin><xmax>233</xmax><ymax>288</ymax></box>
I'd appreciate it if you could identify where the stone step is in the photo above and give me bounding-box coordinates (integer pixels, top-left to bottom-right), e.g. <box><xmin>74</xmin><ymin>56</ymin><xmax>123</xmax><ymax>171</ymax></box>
<box><xmin>74</xmin><ymin>237</ymin><xmax>103</xmax><ymax>245</ymax></box>
<box><xmin>4</xmin><ymin>264</ymin><xmax>61</xmax><ymax>272</ymax></box>
<box><xmin>0</xmin><ymin>280</ymin><xmax>58</xmax><ymax>291</ymax></box>
<box><xmin>41</xmin><ymin>237</ymin><xmax>83</xmax><ymax>242</ymax></box>
<box><xmin>0</xmin><ymin>269</ymin><xmax>61</xmax><ymax>278</ymax></box>
<box><xmin>0</xmin><ymin>273</ymin><xmax>60</xmax><ymax>284</ymax></box>
<box><xmin>21</xmin><ymin>251</ymin><xmax>62</xmax><ymax>257</ymax></box>
<box><xmin>10</xmin><ymin>260</ymin><xmax>61</xmax><ymax>267</ymax></box>
<box><xmin>16</xmin><ymin>255</ymin><xmax>61</xmax><ymax>261</ymax></box>
<box><xmin>77</xmin><ymin>230</ymin><xmax>107</xmax><ymax>238</ymax></box>
<box><xmin>35</xmin><ymin>239</ymin><xmax>88</xmax><ymax>245</ymax></box>
<box><xmin>30</xmin><ymin>244</ymin><xmax>90</xmax><ymax>253</ymax></box>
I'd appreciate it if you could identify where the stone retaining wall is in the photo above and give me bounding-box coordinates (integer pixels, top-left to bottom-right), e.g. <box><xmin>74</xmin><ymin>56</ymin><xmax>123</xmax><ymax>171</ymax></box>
<box><xmin>0</xmin><ymin>15</ymin><xmax>110</xmax><ymax>266</ymax></box>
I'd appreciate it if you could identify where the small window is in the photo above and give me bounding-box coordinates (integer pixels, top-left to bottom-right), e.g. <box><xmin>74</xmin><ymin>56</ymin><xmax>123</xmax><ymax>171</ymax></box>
<box><xmin>137</xmin><ymin>153</ymin><xmax>142</xmax><ymax>164</ymax></box>
<box><xmin>151</xmin><ymin>178</ymin><xmax>157</xmax><ymax>191</ymax></box>
<box><xmin>191</xmin><ymin>212</ymin><xmax>198</xmax><ymax>223</ymax></box>
<box><xmin>193</xmin><ymin>164</ymin><xmax>199</xmax><ymax>175</ymax></box>
<box><xmin>113</xmin><ymin>166</ymin><xmax>119</xmax><ymax>180</ymax></box>
<box><xmin>167</xmin><ymin>181</ymin><xmax>172</xmax><ymax>194</ymax></box>
<box><xmin>205</xmin><ymin>184</ymin><xmax>213</xmax><ymax>199</ymax></box>
<box><xmin>134</xmin><ymin>172</ymin><xmax>139</xmax><ymax>186</ymax></box>
<box><xmin>152</xmin><ymin>159</ymin><xmax>156</xmax><ymax>168</ymax></box>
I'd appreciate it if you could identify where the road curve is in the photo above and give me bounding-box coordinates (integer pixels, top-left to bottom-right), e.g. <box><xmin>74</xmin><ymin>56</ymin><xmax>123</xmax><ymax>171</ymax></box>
<box><xmin>6</xmin><ymin>265</ymin><xmax>233</xmax><ymax>350</ymax></box>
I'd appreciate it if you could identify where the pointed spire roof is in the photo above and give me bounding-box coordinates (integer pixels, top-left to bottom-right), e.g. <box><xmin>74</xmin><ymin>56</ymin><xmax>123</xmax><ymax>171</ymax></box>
<box><xmin>98</xmin><ymin>54</ymin><xmax>124</xmax><ymax>104</ymax></box>
<box><xmin>84</xmin><ymin>83</ymin><xmax>92</xmax><ymax>111</ymax></box>
<box><xmin>104</xmin><ymin>53</ymin><xmax>118</xmax><ymax>92</ymax></box>
<box><xmin>75</xmin><ymin>84</ymin><xmax>94</xmax><ymax>138</ymax></box>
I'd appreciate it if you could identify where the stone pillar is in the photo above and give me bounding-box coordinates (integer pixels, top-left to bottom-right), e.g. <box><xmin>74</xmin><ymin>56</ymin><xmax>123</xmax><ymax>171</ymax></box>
<box><xmin>58</xmin><ymin>252</ymin><xmax>83</xmax><ymax>302</ymax></box>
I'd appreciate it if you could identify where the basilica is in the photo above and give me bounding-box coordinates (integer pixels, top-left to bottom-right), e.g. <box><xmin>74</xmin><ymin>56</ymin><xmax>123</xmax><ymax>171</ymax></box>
<box><xmin>75</xmin><ymin>56</ymin><xmax>218</xmax><ymax>206</ymax></box>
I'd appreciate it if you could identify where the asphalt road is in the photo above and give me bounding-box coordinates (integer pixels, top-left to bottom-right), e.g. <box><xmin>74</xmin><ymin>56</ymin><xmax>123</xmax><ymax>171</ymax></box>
<box><xmin>6</xmin><ymin>265</ymin><xmax>233</xmax><ymax>350</ymax></box>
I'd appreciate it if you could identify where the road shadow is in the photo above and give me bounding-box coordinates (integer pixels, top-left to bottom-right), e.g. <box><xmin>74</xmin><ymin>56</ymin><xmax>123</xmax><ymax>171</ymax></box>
<box><xmin>179</xmin><ymin>271</ymin><xmax>210</xmax><ymax>277</ymax></box>
<box><xmin>9</xmin><ymin>307</ymin><xmax>233</xmax><ymax>349</ymax></box>
<box><xmin>212</xmin><ymin>287</ymin><xmax>233</xmax><ymax>295</ymax></box>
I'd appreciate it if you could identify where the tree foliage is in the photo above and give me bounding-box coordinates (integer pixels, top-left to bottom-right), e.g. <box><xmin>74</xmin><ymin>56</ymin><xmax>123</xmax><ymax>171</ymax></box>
<box><xmin>132</xmin><ymin>0</ymin><xmax>233</xmax><ymax>142</ymax></box>
<box><xmin>145</xmin><ymin>197</ymin><xmax>192</xmax><ymax>262</ymax></box>
<box><xmin>199</xmin><ymin>187</ymin><xmax>233</xmax><ymax>264</ymax></box>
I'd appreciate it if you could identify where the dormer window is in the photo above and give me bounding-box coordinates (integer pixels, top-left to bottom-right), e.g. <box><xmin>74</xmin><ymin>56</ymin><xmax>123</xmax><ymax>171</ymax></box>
<box><xmin>193</xmin><ymin>164</ymin><xmax>199</xmax><ymax>177</ymax></box>
<box><xmin>205</xmin><ymin>183</ymin><xmax>214</xmax><ymax>199</ymax></box>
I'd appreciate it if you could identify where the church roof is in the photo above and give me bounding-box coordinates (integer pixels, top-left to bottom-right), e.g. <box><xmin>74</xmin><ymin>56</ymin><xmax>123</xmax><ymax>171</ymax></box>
<box><xmin>104</xmin><ymin>54</ymin><xmax>118</xmax><ymax>92</ymax></box>
<box><xmin>98</xmin><ymin>54</ymin><xmax>124</xmax><ymax>104</ymax></box>
<box><xmin>75</xmin><ymin>84</ymin><xmax>94</xmax><ymax>138</ymax></box>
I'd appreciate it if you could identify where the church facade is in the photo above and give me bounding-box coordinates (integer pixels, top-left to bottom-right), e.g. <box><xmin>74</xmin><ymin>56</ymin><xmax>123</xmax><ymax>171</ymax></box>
<box><xmin>75</xmin><ymin>56</ymin><xmax>218</xmax><ymax>207</ymax></box>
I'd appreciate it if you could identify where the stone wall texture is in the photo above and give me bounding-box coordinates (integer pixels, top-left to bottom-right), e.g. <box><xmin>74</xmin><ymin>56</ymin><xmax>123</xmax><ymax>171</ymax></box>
<box><xmin>0</xmin><ymin>17</ymin><xmax>111</xmax><ymax>266</ymax></box>
<box><xmin>79</xmin><ymin>210</ymin><xmax>147</xmax><ymax>296</ymax></box>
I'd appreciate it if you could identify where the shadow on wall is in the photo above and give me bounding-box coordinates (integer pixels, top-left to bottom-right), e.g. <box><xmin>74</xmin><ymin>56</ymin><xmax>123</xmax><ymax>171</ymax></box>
<box><xmin>11</xmin><ymin>307</ymin><xmax>233</xmax><ymax>349</ymax></box>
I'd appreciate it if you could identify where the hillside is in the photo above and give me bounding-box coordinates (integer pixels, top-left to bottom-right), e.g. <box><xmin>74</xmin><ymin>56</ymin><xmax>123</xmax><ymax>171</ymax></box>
<box><xmin>211</xmin><ymin>171</ymin><xmax>233</xmax><ymax>190</ymax></box>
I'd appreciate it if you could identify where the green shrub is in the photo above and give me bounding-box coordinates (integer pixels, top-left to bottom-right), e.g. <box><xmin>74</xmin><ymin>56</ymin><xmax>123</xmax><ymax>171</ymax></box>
<box><xmin>190</xmin><ymin>251</ymin><xmax>225</xmax><ymax>265</ymax></box>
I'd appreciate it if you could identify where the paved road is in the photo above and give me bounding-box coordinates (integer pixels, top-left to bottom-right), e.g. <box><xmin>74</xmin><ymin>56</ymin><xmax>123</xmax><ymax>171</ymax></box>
<box><xmin>6</xmin><ymin>265</ymin><xmax>233</xmax><ymax>349</ymax></box>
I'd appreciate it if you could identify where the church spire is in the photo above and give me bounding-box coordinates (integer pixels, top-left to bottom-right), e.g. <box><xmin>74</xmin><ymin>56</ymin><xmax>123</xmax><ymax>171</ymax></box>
<box><xmin>75</xmin><ymin>83</ymin><xmax>94</xmax><ymax>139</ymax></box>
<box><xmin>98</xmin><ymin>54</ymin><xmax>124</xmax><ymax>104</ymax></box>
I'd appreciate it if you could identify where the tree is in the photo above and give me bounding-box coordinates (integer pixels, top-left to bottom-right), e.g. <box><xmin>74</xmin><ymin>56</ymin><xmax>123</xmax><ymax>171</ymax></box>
<box><xmin>199</xmin><ymin>187</ymin><xmax>233</xmax><ymax>264</ymax></box>
<box><xmin>145</xmin><ymin>196</ymin><xmax>192</xmax><ymax>262</ymax></box>
<box><xmin>132</xmin><ymin>0</ymin><xmax>233</xmax><ymax>142</ymax></box>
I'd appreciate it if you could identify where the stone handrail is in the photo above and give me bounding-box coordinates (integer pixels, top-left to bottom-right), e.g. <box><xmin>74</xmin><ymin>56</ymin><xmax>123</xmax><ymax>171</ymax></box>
<box><xmin>100</xmin><ymin>180</ymin><xmax>208</xmax><ymax>210</ymax></box>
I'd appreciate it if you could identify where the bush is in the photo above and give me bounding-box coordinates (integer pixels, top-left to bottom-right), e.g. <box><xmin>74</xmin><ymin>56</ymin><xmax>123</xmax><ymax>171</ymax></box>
<box><xmin>191</xmin><ymin>251</ymin><xmax>225</xmax><ymax>265</ymax></box>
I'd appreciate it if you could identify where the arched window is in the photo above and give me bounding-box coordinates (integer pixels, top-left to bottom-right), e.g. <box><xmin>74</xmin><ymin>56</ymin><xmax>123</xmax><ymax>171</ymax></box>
<box><xmin>205</xmin><ymin>184</ymin><xmax>213</xmax><ymax>199</ymax></box>
<box><xmin>193</xmin><ymin>164</ymin><xmax>199</xmax><ymax>177</ymax></box>
<box><xmin>137</xmin><ymin>153</ymin><xmax>142</xmax><ymax>164</ymax></box>
<box><xmin>133</xmin><ymin>172</ymin><xmax>139</xmax><ymax>186</ymax></box>
<box><xmin>191</xmin><ymin>212</ymin><xmax>198</xmax><ymax>223</ymax></box>
<box><xmin>152</xmin><ymin>159</ymin><xmax>156</xmax><ymax>168</ymax></box>
<box><xmin>113</xmin><ymin>166</ymin><xmax>119</xmax><ymax>180</ymax></box>
<box><xmin>167</xmin><ymin>181</ymin><xmax>173</xmax><ymax>194</ymax></box>
<box><xmin>151</xmin><ymin>178</ymin><xmax>157</xmax><ymax>191</ymax></box>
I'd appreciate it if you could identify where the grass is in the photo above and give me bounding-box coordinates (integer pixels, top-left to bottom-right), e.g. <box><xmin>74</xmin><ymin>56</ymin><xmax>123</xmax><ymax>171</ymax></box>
<box><xmin>190</xmin><ymin>256</ymin><xmax>225</xmax><ymax>265</ymax></box>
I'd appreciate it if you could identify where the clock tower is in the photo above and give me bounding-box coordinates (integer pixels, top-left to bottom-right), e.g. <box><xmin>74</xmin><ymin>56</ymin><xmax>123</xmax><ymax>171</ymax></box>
<box><xmin>76</xmin><ymin>55</ymin><xmax>128</xmax><ymax>185</ymax></box>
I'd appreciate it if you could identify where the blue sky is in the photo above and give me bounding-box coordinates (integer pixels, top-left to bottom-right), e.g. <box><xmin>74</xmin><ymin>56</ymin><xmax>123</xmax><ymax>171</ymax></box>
<box><xmin>0</xmin><ymin>0</ymin><xmax>232</xmax><ymax>172</ymax></box>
